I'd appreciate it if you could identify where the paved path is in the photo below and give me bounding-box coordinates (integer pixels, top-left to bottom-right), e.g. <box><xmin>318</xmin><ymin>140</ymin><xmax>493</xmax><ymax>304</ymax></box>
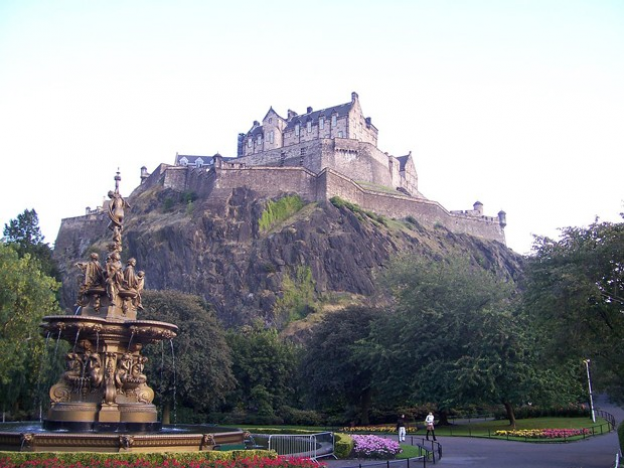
<box><xmin>325</xmin><ymin>397</ymin><xmax>622</xmax><ymax>468</ymax></box>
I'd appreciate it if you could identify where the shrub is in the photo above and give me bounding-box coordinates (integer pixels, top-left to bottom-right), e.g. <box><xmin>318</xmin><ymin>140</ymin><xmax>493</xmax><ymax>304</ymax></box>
<box><xmin>618</xmin><ymin>420</ymin><xmax>624</xmax><ymax>453</ymax></box>
<box><xmin>279</xmin><ymin>406</ymin><xmax>324</xmax><ymax>426</ymax></box>
<box><xmin>334</xmin><ymin>433</ymin><xmax>354</xmax><ymax>459</ymax></box>
<box><xmin>351</xmin><ymin>435</ymin><xmax>402</xmax><ymax>459</ymax></box>
<box><xmin>259</xmin><ymin>195</ymin><xmax>305</xmax><ymax>232</ymax></box>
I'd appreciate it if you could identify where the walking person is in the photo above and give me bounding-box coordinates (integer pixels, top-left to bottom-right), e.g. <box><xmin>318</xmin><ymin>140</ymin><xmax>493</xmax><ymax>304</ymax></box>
<box><xmin>425</xmin><ymin>412</ymin><xmax>437</xmax><ymax>441</ymax></box>
<box><xmin>396</xmin><ymin>414</ymin><xmax>407</xmax><ymax>442</ymax></box>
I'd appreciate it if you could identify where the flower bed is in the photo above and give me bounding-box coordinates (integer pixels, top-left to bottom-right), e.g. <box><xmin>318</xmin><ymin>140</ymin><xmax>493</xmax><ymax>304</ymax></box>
<box><xmin>494</xmin><ymin>428</ymin><xmax>591</xmax><ymax>439</ymax></box>
<box><xmin>350</xmin><ymin>435</ymin><xmax>402</xmax><ymax>459</ymax></box>
<box><xmin>339</xmin><ymin>426</ymin><xmax>418</xmax><ymax>434</ymax></box>
<box><xmin>0</xmin><ymin>455</ymin><xmax>323</xmax><ymax>468</ymax></box>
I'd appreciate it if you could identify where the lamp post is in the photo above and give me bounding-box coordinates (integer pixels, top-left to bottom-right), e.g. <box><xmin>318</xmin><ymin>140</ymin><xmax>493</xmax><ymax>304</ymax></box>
<box><xmin>583</xmin><ymin>359</ymin><xmax>596</xmax><ymax>423</ymax></box>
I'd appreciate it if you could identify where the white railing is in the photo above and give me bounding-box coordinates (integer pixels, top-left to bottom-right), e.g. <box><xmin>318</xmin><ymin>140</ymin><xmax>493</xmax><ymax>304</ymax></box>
<box><xmin>264</xmin><ymin>432</ymin><xmax>335</xmax><ymax>462</ymax></box>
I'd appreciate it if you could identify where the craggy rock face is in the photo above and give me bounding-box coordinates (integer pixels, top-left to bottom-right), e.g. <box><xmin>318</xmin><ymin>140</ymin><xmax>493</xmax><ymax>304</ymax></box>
<box><xmin>54</xmin><ymin>186</ymin><xmax>523</xmax><ymax>328</ymax></box>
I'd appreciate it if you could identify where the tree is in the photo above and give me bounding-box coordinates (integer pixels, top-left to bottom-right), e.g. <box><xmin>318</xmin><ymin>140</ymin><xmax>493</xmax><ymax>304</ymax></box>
<box><xmin>524</xmin><ymin>218</ymin><xmax>624</xmax><ymax>403</ymax></box>
<box><xmin>0</xmin><ymin>243</ymin><xmax>62</xmax><ymax>416</ymax></box>
<box><xmin>299</xmin><ymin>306</ymin><xmax>380</xmax><ymax>424</ymax></box>
<box><xmin>358</xmin><ymin>255</ymin><xmax>573</xmax><ymax>426</ymax></box>
<box><xmin>140</xmin><ymin>290</ymin><xmax>235</xmax><ymax>423</ymax></box>
<box><xmin>3</xmin><ymin>209</ymin><xmax>59</xmax><ymax>280</ymax></box>
<box><xmin>225</xmin><ymin>323</ymin><xmax>300</xmax><ymax>424</ymax></box>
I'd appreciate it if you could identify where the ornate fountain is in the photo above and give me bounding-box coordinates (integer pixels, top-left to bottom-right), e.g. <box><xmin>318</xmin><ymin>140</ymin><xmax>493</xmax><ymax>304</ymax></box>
<box><xmin>0</xmin><ymin>173</ymin><xmax>245</xmax><ymax>452</ymax></box>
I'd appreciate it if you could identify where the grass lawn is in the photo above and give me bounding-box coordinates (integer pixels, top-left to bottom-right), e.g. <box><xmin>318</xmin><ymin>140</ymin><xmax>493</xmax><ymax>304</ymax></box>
<box><xmin>396</xmin><ymin>444</ymin><xmax>426</xmax><ymax>459</ymax></box>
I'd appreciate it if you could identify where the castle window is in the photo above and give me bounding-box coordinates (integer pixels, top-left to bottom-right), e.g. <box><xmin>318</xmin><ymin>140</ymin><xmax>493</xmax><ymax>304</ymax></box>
<box><xmin>319</xmin><ymin>116</ymin><xmax>324</xmax><ymax>129</ymax></box>
<box><xmin>338</xmin><ymin>131</ymin><xmax>343</xmax><ymax>138</ymax></box>
<box><xmin>257</xmin><ymin>135</ymin><xmax>262</xmax><ymax>145</ymax></box>
<box><xmin>331</xmin><ymin>114</ymin><xmax>337</xmax><ymax>127</ymax></box>
<box><xmin>247</xmin><ymin>139</ymin><xmax>252</xmax><ymax>148</ymax></box>
<box><xmin>268</xmin><ymin>131</ymin><xmax>274</xmax><ymax>143</ymax></box>
<box><xmin>295</xmin><ymin>123</ymin><xmax>300</xmax><ymax>136</ymax></box>
<box><xmin>269</xmin><ymin>118</ymin><xmax>273</xmax><ymax>124</ymax></box>
<box><xmin>306</xmin><ymin>121</ymin><xmax>312</xmax><ymax>133</ymax></box>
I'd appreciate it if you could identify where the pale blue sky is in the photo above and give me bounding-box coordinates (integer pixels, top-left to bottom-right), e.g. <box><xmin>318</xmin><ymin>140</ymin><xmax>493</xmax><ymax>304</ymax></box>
<box><xmin>1</xmin><ymin>0</ymin><xmax>623</xmax><ymax>255</ymax></box>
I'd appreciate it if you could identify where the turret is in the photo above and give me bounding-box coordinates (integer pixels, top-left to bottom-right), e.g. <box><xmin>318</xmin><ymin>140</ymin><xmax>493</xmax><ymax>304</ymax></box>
<box><xmin>473</xmin><ymin>201</ymin><xmax>483</xmax><ymax>216</ymax></box>
<box><xmin>498</xmin><ymin>210</ymin><xmax>507</xmax><ymax>228</ymax></box>
<box><xmin>140</xmin><ymin>166</ymin><xmax>149</xmax><ymax>184</ymax></box>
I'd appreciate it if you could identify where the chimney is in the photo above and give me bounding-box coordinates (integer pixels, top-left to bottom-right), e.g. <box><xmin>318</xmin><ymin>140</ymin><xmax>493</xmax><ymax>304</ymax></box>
<box><xmin>351</xmin><ymin>91</ymin><xmax>359</xmax><ymax>102</ymax></box>
<box><xmin>307</xmin><ymin>106</ymin><xmax>313</xmax><ymax>113</ymax></box>
<box><xmin>287</xmin><ymin>109</ymin><xmax>298</xmax><ymax>120</ymax></box>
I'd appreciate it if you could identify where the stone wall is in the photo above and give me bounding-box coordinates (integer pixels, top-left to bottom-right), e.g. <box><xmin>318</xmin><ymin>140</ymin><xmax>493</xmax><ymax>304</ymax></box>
<box><xmin>319</xmin><ymin>169</ymin><xmax>505</xmax><ymax>243</ymax></box>
<box><xmin>131</xmin><ymin>163</ymin><xmax>505</xmax><ymax>244</ymax></box>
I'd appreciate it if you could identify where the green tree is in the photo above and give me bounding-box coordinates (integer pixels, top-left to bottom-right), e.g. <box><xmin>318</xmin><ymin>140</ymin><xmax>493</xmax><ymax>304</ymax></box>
<box><xmin>359</xmin><ymin>255</ymin><xmax>572</xmax><ymax>426</ymax></box>
<box><xmin>299</xmin><ymin>306</ymin><xmax>379</xmax><ymax>424</ymax></box>
<box><xmin>0</xmin><ymin>243</ymin><xmax>62</xmax><ymax>416</ymax></box>
<box><xmin>225</xmin><ymin>324</ymin><xmax>299</xmax><ymax>424</ymax></box>
<box><xmin>140</xmin><ymin>290</ymin><xmax>235</xmax><ymax>423</ymax></box>
<box><xmin>524</xmin><ymin>218</ymin><xmax>624</xmax><ymax>403</ymax></box>
<box><xmin>3</xmin><ymin>209</ymin><xmax>59</xmax><ymax>280</ymax></box>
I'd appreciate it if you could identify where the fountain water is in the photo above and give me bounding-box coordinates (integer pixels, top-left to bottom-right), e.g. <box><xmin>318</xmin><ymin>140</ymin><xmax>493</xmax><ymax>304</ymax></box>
<box><xmin>0</xmin><ymin>172</ymin><xmax>245</xmax><ymax>452</ymax></box>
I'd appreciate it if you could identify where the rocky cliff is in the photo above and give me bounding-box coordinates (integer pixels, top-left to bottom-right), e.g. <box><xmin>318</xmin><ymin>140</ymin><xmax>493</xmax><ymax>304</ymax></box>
<box><xmin>53</xmin><ymin>184</ymin><xmax>523</xmax><ymax>328</ymax></box>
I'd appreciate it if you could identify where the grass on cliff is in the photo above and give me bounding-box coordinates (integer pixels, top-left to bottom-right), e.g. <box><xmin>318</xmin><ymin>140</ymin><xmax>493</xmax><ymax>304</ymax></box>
<box><xmin>259</xmin><ymin>195</ymin><xmax>305</xmax><ymax>232</ymax></box>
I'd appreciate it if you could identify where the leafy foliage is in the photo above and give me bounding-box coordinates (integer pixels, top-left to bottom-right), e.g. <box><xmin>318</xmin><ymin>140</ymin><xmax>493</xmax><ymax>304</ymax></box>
<box><xmin>299</xmin><ymin>306</ymin><xmax>380</xmax><ymax>424</ymax></box>
<box><xmin>524</xmin><ymin>218</ymin><xmax>624</xmax><ymax>403</ymax></box>
<box><xmin>258</xmin><ymin>195</ymin><xmax>305</xmax><ymax>232</ymax></box>
<box><xmin>2</xmin><ymin>209</ymin><xmax>59</xmax><ymax>280</ymax></box>
<box><xmin>141</xmin><ymin>290</ymin><xmax>235</xmax><ymax>422</ymax></box>
<box><xmin>225</xmin><ymin>325</ymin><xmax>300</xmax><ymax>424</ymax></box>
<box><xmin>0</xmin><ymin>243</ymin><xmax>62</xmax><ymax>415</ymax></box>
<box><xmin>356</xmin><ymin>255</ymin><xmax>576</xmax><ymax>426</ymax></box>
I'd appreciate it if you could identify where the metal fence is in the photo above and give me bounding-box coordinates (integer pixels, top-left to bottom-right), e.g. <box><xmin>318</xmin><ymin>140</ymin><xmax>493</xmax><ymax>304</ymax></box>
<box><xmin>252</xmin><ymin>432</ymin><xmax>336</xmax><ymax>462</ymax></box>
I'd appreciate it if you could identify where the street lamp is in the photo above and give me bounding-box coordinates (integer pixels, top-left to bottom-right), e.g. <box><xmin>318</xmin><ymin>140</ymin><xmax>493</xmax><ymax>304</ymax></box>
<box><xmin>583</xmin><ymin>359</ymin><xmax>596</xmax><ymax>423</ymax></box>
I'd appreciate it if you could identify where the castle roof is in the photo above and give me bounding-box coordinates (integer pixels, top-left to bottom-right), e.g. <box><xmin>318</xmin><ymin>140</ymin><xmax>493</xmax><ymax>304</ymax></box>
<box><xmin>282</xmin><ymin>101</ymin><xmax>353</xmax><ymax>132</ymax></box>
<box><xmin>175</xmin><ymin>154</ymin><xmax>234</xmax><ymax>167</ymax></box>
<box><xmin>396</xmin><ymin>154</ymin><xmax>412</xmax><ymax>171</ymax></box>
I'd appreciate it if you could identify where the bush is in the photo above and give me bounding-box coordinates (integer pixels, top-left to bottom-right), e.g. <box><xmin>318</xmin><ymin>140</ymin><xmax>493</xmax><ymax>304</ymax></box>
<box><xmin>618</xmin><ymin>420</ymin><xmax>624</xmax><ymax>453</ymax></box>
<box><xmin>334</xmin><ymin>433</ymin><xmax>354</xmax><ymax>459</ymax></box>
<box><xmin>493</xmin><ymin>404</ymin><xmax>590</xmax><ymax>420</ymax></box>
<box><xmin>279</xmin><ymin>406</ymin><xmax>324</xmax><ymax>426</ymax></box>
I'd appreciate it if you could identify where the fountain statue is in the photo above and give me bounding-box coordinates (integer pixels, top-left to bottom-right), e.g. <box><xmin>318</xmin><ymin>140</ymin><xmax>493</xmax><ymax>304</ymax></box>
<box><xmin>0</xmin><ymin>172</ymin><xmax>245</xmax><ymax>452</ymax></box>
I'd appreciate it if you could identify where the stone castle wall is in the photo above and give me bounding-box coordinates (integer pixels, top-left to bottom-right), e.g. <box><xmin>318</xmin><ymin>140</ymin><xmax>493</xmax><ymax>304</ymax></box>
<box><xmin>319</xmin><ymin>169</ymin><xmax>505</xmax><ymax>241</ymax></box>
<box><xmin>132</xmin><ymin>165</ymin><xmax>505</xmax><ymax>244</ymax></box>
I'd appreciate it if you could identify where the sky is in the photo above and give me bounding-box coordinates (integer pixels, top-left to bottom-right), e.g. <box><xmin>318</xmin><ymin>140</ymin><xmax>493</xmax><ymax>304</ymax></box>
<box><xmin>1</xmin><ymin>0</ymin><xmax>623</xmax><ymax>256</ymax></box>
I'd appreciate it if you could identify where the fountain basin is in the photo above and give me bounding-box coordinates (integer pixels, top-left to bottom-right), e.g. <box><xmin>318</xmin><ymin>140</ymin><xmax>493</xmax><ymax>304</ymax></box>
<box><xmin>40</xmin><ymin>315</ymin><xmax>179</xmax><ymax>345</ymax></box>
<box><xmin>0</xmin><ymin>423</ymin><xmax>246</xmax><ymax>453</ymax></box>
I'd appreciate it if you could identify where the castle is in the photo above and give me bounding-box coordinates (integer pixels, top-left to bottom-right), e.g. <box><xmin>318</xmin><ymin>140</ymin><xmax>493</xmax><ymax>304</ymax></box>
<box><xmin>133</xmin><ymin>92</ymin><xmax>506</xmax><ymax>243</ymax></box>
